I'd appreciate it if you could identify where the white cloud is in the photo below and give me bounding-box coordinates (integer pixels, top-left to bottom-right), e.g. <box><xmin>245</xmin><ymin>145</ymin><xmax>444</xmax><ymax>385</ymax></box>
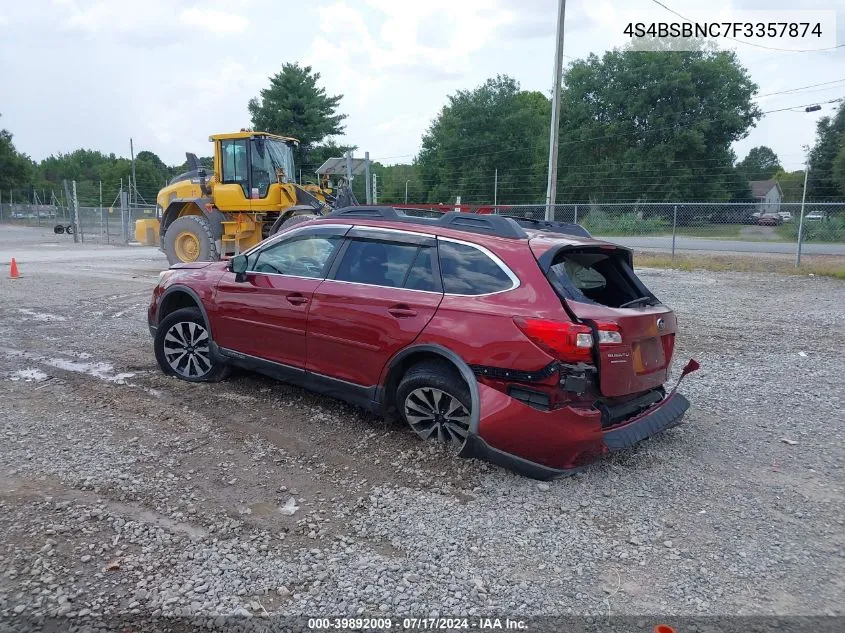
<box><xmin>180</xmin><ymin>8</ymin><xmax>249</xmax><ymax>34</ymax></box>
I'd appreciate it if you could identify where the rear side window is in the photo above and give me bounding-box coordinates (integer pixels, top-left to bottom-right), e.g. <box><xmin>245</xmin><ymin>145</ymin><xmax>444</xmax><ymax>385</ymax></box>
<box><xmin>438</xmin><ymin>241</ymin><xmax>514</xmax><ymax>295</ymax></box>
<box><xmin>548</xmin><ymin>250</ymin><xmax>655</xmax><ymax>308</ymax></box>
<box><xmin>335</xmin><ymin>239</ymin><xmax>436</xmax><ymax>289</ymax></box>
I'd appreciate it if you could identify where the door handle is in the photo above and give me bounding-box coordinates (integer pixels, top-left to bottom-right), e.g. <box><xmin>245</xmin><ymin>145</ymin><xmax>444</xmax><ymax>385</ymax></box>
<box><xmin>286</xmin><ymin>293</ymin><xmax>309</xmax><ymax>306</ymax></box>
<box><xmin>388</xmin><ymin>304</ymin><xmax>417</xmax><ymax>318</ymax></box>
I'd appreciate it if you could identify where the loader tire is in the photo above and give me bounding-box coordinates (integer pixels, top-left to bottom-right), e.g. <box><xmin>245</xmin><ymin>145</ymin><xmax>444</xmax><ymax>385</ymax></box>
<box><xmin>272</xmin><ymin>212</ymin><xmax>318</xmax><ymax>235</ymax></box>
<box><xmin>163</xmin><ymin>215</ymin><xmax>219</xmax><ymax>265</ymax></box>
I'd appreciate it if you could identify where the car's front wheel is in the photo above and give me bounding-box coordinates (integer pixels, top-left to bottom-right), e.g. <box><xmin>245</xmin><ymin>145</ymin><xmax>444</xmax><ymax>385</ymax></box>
<box><xmin>396</xmin><ymin>360</ymin><xmax>472</xmax><ymax>453</ymax></box>
<box><xmin>154</xmin><ymin>307</ymin><xmax>230</xmax><ymax>382</ymax></box>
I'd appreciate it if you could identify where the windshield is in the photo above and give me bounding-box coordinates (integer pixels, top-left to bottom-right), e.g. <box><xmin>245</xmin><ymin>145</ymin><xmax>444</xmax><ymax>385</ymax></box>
<box><xmin>250</xmin><ymin>137</ymin><xmax>296</xmax><ymax>197</ymax></box>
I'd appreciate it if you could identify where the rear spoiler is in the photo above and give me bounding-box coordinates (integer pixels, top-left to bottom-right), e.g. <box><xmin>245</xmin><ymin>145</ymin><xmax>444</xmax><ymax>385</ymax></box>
<box><xmin>535</xmin><ymin>243</ymin><xmax>634</xmax><ymax>274</ymax></box>
<box><xmin>497</xmin><ymin>215</ymin><xmax>592</xmax><ymax>239</ymax></box>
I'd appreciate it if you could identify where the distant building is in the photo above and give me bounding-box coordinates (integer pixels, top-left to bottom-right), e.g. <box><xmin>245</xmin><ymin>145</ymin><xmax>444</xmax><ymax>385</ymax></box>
<box><xmin>749</xmin><ymin>180</ymin><xmax>782</xmax><ymax>213</ymax></box>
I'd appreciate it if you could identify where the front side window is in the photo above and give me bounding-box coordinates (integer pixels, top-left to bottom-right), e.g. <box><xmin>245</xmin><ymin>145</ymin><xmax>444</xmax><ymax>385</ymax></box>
<box><xmin>251</xmin><ymin>234</ymin><xmax>342</xmax><ymax>278</ymax></box>
<box><xmin>438</xmin><ymin>241</ymin><xmax>514</xmax><ymax>295</ymax></box>
<box><xmin>334</xmin><ymin>239</ymin><xmax>438</xmax><ymax>289</ymax></box>
<box><xmin>250</xmin><ymin>138</ymin><xmax>296</xmax><ymax>198</ymax></box>
<box><xmin>221</xmin><ymin>139</ymin><xmax>249</xmax><ymax>197</ymax></box>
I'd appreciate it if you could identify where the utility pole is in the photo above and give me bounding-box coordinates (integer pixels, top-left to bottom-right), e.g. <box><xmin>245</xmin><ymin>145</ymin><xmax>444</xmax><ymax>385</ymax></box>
<box><xmin>796</xmin><ymin>105</ymin><xmax>822</xmax><ymax>267</ymax></box>
<box><xmin>365</xmin><ymin>151</ymin><xmax>372</xmax><ymax>204</ymax></box>
<box><xmin>544</xmin><ymin>0</ymin><xmax>567</xmax><ymax>220</ymax></box>
<box><xmin>494</xmin><ymin>168</ymin><xmax>498</xmax><ymax>210</ymax></box>
<box><xmin>405</xmin><ymin>179</ymin><xmax>410</xmax><ymax>204</ymax></box>
<box><xmin>130</xmin><ymin>138</ymin><xmax>136</xmax><ymax>208</ymax></box>
<box><xmin>796</xmin><ymin>162</ymin><xmax>810</xmax><ymax>267</ymax></box>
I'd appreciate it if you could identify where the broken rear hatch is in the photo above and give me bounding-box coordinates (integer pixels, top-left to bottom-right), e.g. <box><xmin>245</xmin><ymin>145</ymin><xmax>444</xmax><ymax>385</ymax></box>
<box><xmin>530</xmin><ymin>236</ymin><xmax>676</xmax><ymax>398</ymax></box>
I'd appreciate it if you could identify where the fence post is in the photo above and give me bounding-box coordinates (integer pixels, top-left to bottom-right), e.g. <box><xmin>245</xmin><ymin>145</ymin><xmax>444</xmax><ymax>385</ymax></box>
<box><xmin>574</xmin><ymin>204</ymin><xmax>578</xmax><ymax>224</ymax></box>
<box><xmin>72</xmin><ymin>181</ymin><xmax>84</xmax><ymax>243</ymax></box>
<box><xmin>671</xmin><ymin>205</ymin><xmax>678</xmax><ymax>259</ymax></box>
<box><xmin>62</xmin><ymin>181</ymin><xmax>78</xmax><ymax>243</ymax></box>
<box><xmin>120</xmin><ymin>189</ymin><xmax>129</xmax><ymax>243</ymax></box>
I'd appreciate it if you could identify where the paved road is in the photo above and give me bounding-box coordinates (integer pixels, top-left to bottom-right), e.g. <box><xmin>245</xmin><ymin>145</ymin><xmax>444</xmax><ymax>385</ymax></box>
<box><xmin>599</xmin><ymin>235</ymin><xmax>845</xmax><ymax>255</ymax></box>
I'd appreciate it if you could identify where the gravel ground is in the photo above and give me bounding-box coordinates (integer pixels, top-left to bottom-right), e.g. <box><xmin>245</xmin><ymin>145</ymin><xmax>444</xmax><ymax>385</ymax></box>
<box><xmin>0</xmin><ymin>226</ymin><xmax>843</xmax><ymax>627</ymax></box>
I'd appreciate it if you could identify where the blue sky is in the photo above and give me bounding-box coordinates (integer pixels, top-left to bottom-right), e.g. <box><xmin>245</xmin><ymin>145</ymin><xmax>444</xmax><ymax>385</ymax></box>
<box><xmin>0</xmin><ymin>0</ymin><xmax>843</xmax><ymax>172</ymax></box>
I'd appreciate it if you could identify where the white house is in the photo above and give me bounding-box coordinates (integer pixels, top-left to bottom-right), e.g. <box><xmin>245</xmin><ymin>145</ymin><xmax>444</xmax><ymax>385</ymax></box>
<box><xmin>749</xmin><ymin>180</ymin><xmax>783</xmax><ymax>214</ymax></box>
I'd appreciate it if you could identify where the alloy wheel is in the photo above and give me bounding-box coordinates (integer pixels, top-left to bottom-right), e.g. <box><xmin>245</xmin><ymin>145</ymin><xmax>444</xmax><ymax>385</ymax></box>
<box><xmin>404</xmin><ymin>387</ymin><xmax>470</xmax><ymax>451</ymax></box>
<box><xmin>162</xmin><ymin>320</ymin><xmax>211</xmax><ymax>378</ymax></box>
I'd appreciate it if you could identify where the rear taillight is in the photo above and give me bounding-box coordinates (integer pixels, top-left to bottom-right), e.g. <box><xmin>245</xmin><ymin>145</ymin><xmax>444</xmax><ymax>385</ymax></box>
<box><xmin>594</xmin><ymin>321</ymin><xmax>622</xmax><ymax>345</ymax></box>
<box><xmin>514</xmin><ymin>318</ymin><xmax>623</xmax><ymax>363</ymax></box>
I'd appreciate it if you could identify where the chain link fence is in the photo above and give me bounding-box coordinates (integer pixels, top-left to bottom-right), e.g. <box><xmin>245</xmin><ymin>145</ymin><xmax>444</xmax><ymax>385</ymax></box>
<box><xmin>491</xmin><ymin>202</ymin><xmax>845</xmax><ymax>257</ymax></box>
<box><xmin>3</xmin><ymin>192</ymin><xmax>844</xmax><ymax>260</ymax></box>
<box><xmin>0</xmin><ymin>195</ymin><xmax>156</xmax><ymax>245</ymax></box>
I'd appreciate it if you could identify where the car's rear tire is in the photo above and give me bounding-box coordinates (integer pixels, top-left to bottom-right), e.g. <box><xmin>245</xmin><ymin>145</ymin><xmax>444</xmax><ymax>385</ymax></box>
<box><xmin>396</xmin><ymin>360</ymin><xmax>472</xmax><ymax>453</ymax></box>
<box><xmin>154</xmin><ymin>307</ymin><xmax>230</xmax><ymax>382</ymax></box>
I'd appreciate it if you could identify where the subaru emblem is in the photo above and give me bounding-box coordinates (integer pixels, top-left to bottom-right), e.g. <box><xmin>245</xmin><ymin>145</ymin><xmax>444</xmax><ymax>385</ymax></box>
<box><xmin>656</xmin><ymin>318</ymin><xmax>665</xmax><ymax>332</ymax></box>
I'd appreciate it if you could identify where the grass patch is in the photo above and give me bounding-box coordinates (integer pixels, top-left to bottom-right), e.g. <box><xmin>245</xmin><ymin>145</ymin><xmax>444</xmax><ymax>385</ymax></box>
<box><xmin>581</xmin><ymin>210</ymin><xmax>668</xmax><ymax>236</ymax></box>
<box><xmin>777</xmin><ymin>217</ymin><xmax>845</xmax><ymax>242</ymax></box>
<box><xmin>672</xmin><ymin>224</ymin><xmax>744</xmax><ymax>238</ymax></box>
<box><xmin>634</xmin><ymin>251</ymin><xmax>845</xmax><ymax>280</ymax></box>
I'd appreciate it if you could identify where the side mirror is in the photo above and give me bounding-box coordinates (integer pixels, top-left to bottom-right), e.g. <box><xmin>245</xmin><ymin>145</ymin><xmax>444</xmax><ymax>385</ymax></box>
<box><xmin>229</xmin><ymin>254</ymin><xmax>249</xmax><ymax>282</ymax></box>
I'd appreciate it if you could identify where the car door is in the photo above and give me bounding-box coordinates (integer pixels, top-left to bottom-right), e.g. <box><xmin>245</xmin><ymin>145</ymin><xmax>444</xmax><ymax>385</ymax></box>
<box><xmin>211</xmin><ymin>225</ymin><xmax>348</xmax><ymax>367</ymax></box>
<box><xmin>306</xmin><ymin>228</ymin><xmax>444</xmax><ymax>387</ymax></box>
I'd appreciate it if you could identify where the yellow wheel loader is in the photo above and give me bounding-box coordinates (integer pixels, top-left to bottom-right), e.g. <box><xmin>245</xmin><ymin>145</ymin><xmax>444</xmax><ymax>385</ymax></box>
<box><xmin>135</xmin><ymin>131</ymin><xmax>356</xmax><ymax>265</ymax></box>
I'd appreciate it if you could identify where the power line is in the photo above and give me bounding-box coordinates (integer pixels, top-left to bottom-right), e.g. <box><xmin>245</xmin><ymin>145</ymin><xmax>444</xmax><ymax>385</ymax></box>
<box><xmin>649</xmin><ymin>0</ymin><xmax>845</xmax><ymax>53</ymax></box>
<box><xmin>756</xmin><ymin>78</ymin><xmax>845</xmax><ymax>98</ymax></box>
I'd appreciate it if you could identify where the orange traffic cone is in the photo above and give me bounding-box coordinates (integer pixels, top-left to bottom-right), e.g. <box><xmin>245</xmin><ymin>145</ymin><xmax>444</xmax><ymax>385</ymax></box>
<box><xmin>9</xmin><ymin>258</ymin><xmax>20</xmax><ymax>279</ymax></box>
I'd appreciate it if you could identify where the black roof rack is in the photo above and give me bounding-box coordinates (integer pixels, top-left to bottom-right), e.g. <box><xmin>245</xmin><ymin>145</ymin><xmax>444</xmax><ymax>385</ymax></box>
<box><xmin>327</xmin><ymin>206</ymin><xmax>528</xmax><ymax>239</ymax></box>
<box><xmin>497</xmin><ymin>215</ymin><xmax>592</xmax><ymax>239</ymax></box>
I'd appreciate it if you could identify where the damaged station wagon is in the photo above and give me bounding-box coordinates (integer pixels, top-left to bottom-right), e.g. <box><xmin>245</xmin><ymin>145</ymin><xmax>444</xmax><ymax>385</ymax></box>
<box><xmin>148</xmin><ymin>207</ymin><xmax>697</xmax><ymax>478</ymax></box>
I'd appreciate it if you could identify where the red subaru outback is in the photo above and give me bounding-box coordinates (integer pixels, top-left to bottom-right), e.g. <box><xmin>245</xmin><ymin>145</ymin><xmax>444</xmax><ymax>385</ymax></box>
<box><xmin>148</xmin><ymin>207</ymin><xmax>696</xmax><ymax>479</ymax></box>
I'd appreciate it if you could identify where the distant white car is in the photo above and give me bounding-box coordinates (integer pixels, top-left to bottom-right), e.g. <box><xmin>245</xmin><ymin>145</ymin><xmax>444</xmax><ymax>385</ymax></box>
<box><xmin>778</xmin><ymin>211</ymin><xmax>792</xmax><ymax>222</ymax></box>
<box><xmin>805</xmin><ymin>212</ymin><xmax>824</xmax><ymax>221</ymax></box>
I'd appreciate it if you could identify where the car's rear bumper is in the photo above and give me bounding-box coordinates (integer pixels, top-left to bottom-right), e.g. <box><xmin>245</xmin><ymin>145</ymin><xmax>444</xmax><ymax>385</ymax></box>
<box><xmin>469</xmin><ymin>390</ymin><xmax>690</xmax><ymax>480</ymax></box>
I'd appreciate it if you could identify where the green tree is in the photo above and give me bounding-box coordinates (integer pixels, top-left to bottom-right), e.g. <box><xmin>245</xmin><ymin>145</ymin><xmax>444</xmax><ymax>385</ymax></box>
<box><xmin>0</xmin><ymin>115</ymin><xmax>35</xmax><ymax>193</ymax></box>
<box><xmin>736</xmin><ymin>146</ymin><xmax>782</xmax><ymax>181</ymax></box>
<box><xmin>832</xmin><ymin>145</ymin><xmax>845</xmax><ymax>195</ymax></box>
<box><xmin>248</xmin><ymin>63</ymin><xmax>347</xmax><ymax>166</ymax></box>
<box><xmin>557</xmin><ymin>47</ymin><xmax>761</xmax><ymax>203</ymax></box>
<box><xmin>417</xmin><ymin>76</ymin><xmax>549</xmax><ymax>204</ymax></box>
<box><xmin>773</xmin><ymin>168</ymin><xmax>807</xmax><ymax>202</ymax></box>
<box><xmin>807</xmin><ymin>102</ymin><xmax>845</xmax><ymax>200</ymax></box>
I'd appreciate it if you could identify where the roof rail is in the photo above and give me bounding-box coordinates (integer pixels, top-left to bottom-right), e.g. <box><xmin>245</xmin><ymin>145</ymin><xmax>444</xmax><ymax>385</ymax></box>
<box><xmin>327</xmin><ymin>206</ymin><xmax>528</xmax><ymax>239</ymax></box>
<box><xmin>499</xmin><ymin>215</ymin><xmax>592</xmax><ymax>238</ymax></box>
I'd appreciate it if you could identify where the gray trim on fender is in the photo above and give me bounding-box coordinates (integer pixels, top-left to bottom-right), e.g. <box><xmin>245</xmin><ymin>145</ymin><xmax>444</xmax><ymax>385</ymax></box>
<box><xmin>377</xmin><ymin>343</ymin><xmax>480</xmax><ymax>459</ymax></box>
<box><xmin>157</xmin><ymin>285</ymin><xmax>212</xmax><ymax>333</ymax></box>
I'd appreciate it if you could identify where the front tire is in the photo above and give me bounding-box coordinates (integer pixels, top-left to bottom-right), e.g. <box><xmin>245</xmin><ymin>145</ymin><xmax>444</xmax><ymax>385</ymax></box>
<box><xmin>154</xmin><ymin>307</ymin><xmax>230</xmax><ymax>382</ymax></box>
<box><xmin>163</xmin><ymin>215</ymin><xmax>219</xmax><ymax>265</ymax></box>
<box><xmin>396</xmin><ymin>360</ymin><xmax>472</xmax><ymax>453</ymax></box>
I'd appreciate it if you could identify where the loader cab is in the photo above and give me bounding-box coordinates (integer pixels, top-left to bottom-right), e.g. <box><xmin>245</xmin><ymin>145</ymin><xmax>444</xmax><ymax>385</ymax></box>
<box><xmin>211</xmin><ymin>132</ymin><xmax>299</xmax><ymax>213</ymax></box>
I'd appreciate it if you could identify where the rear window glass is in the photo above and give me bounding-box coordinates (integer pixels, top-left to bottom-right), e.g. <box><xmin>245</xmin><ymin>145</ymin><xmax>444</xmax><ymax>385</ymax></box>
<box><xmin>438</xmin><ymin>241</ymin><xmax>514</xmax><ymax>295</ymax></box>
<box><xmin>405</xmin><ymin>247</ymin><xmax>439</xmax><ymax>292</ymax></box>
<box><xmin>549</xmin><ymin>250</ymin><xmax>655</xmax><ymax>308</ymax></box>
<box><xmin>334</xmin><ymin>239</ymin><xmax>441</xmax><ymax>290</ymax></box>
